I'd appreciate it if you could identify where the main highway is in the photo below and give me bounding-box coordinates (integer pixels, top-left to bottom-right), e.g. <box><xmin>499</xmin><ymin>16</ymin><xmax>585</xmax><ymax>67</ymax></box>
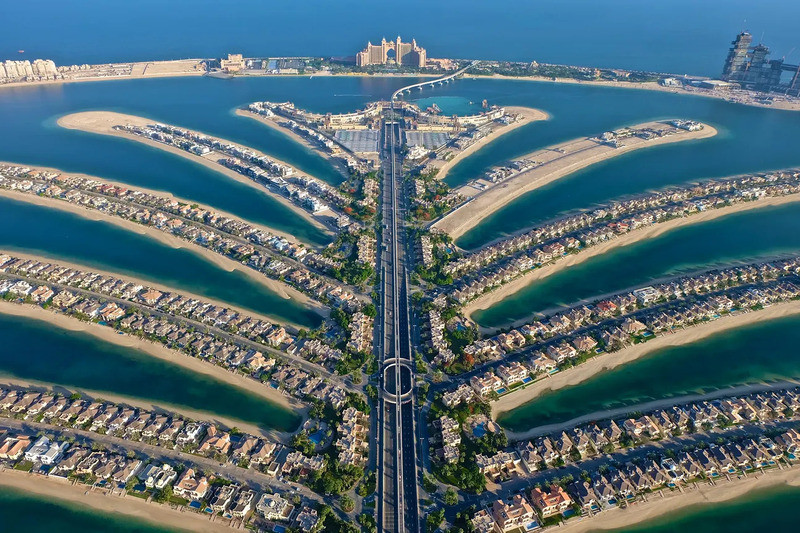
<box><xmin>376</xmin><ymin>103</ymin><xmax>420</xmax><ymax>533</ymax></box>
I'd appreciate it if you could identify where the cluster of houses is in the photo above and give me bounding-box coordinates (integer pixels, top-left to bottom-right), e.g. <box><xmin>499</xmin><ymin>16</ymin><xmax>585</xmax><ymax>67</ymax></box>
<box><xmin>335</xmin><ymin>407</ymin><xmax>369</xmax><ymax>467</ymax></box>
<box><xmin>0</xmin><ymin>271</ymin><xmax>351</xmax><ymax>409</ymax></box>
<box><xmin>114</xmin><ymin>122</ymin><xmax>355</xmax><ymax>227</ymax></box>
<box><xmin>247</xmin><ymin>103</ymin><xmax>338</xmax><ymax>152</ymax></box>
<box><xmin>356</xmin><ymin>233</ymin><xmax>376</xmax><ymax>266</ymax></box>
<box><xmin>346</xmin><ymin>312</ymin><xmax>374</xmax><ymax>355</ymax></box>
<box><xmin>482</xmin><ymin>387</ymin><xmax>800</xmax><ymax>483</ymax></box>
<box><xmin>433</xmin><ymin>415</ymin><xmax>462</xmax><ymax>464</ymax></box>
<box><xmin>246</xmin><ymin>102</ymin><xmax>375</xmax><ymax>179</ymax></box>
<box><xmin>483</xmin><ymin>158</ymin><xmax>538</xmax><ymax>184</ymax></box>
<box><xmin>471</xmin><ymin>487</ymin><xmax>572</xmax><ymax>533</ymax></box>
<box><xmin>595</xmin><ymin>122</ymin><xmax>691</xmax><ymax>149</ymax></box>
<box><xmin>404</xmin><ymin>103</ymin><xmax>509</xmax><ymax>133</ymax></box>
<box><xmin>439</xmin><ymin>257</ymin><xmax>800</xmax><ymax>376</ymax></box>
<box><xmin>0</xmin><ymin>387</ymin><xmax>285</xmax><ymax>473</ymax></box>
<box><xmin>469</xmin><ymin>409</ymin><xmax>800</xmax><ymax>532</ymax></box>
<box><xmin>419</xmin><ymin>234</ymin><xmax>434</xmax><ymax>269</ymax></box>
<box><xmin>256</xmin><ymin>492</ymin><xmax>322</xmax><ymax>531</ymax></box>
<box><xmin>410</xmin><ymin>172</ymin><xmax>462</xmax><ymax>221</ymax></box>
<box><xmin>242</xmin><ymin>100</ymin><xmax>384</xmax><ymax>133</ymax></box>
<box><xmin>0</xmin><ymin>426</ymin><xmax>324</xmax><ymax>531</ymax></box>
<box><xmin>443</xmin><ymin>169</ymin><xmax>800</xmax><ymax>283</ymax></box>
<box><xmin>0</xmin><ymin>165</ymin><xmax>360</xmax><ymax>310</ymax></box>
<box><xmin>0</xmin><ymin>253</ymin><xmax>291</xmax><ymax>344</ymax></box>
<box><xmin>670</xmin><ymin>119</ymin><xmax>704</xmax><ymax>131</ymax></box>
<box><xmin>358</xmin><ymin>176</ymin><xmax>379</xmax><ymax>210</ymax></box>
<box><xmin>425</xmin><ymin>307</ymin><xmax>456</xmax><ymax>366</ymax></box>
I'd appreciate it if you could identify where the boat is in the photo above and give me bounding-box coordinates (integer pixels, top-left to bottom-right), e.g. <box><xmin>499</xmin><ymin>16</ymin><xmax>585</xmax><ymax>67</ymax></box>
<box><xmin>17</xmin><ymin>50</ymin><xmax>24</xmax><ymax>54</ymax></box>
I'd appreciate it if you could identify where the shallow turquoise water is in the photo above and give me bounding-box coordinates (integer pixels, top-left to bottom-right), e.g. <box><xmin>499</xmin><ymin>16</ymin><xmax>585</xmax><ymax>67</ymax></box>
<box><xmin>0</xmin><ymin>486</ymin><xmax>183</xmax><ymax>533</ymax></box>
<box><xmin>474</xmin><ymin>202</ymin><xmax>800</xmax><ymax>327</ymax></box>
<box><xmin>499</xmin><ymin>315</ymin><xmax>800</xmax><ymax>432</ymax></box>
<box><xmin>605</xmin><ymin>484</ymin><xmax>800</xmax><ymax>533</ymax></box>
<box><xmin>0</xmin><ymin>196</ymin><xmax>322</xmax><ymax>328</ymax></box>
<box><xmin>0</xmin><ymin>313</ymin><xmax>300</xmax><ymax>431</ymax></box>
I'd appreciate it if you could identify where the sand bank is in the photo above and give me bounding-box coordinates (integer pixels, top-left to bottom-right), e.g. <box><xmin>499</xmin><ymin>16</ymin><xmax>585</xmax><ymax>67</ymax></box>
<box><xmin>433</xmin><ymin>121</ymin><xmax>718</xmax><ymax>240</ymax></box>
<box><xmin>491</xmin><ymin>300</ymin><xmax>800</xmax><ymax>419</ymax></box>
<box><xmin>0</xmin><ymin>468</ymin><xmax>232</xmax><ymax>533</ymax></box>
<box><xmin>0</xmin><ymin>301</ymin><xmax>304</xmax><ymax>417</ymax></box>
<box><xmin>465</xmin><ymin>192</ymin><xmax>800</xmax><ymax>323</ymax></box>
<box><xmin>57</xmin><ymin>111</ymin><xmax>332</xmax><ymax>235</ymax></box>
<box><xmin>0</xmin><ymin>188</ymin><xmax>327</xmax><ymax>325</ymax></box>
<box><xmin>557</xmin><ymin>465</ymin><xmax>800</xmax><ymax>533</ymax></box>
<box><xmin>431</xmin><ymin>106</ymin><xmax>549</xmax><ymax>181</ymax></box>
<box><xmin>235</xmin><ymin>109</ymin><xmax>351</xmax><ymax>180</ymax></box>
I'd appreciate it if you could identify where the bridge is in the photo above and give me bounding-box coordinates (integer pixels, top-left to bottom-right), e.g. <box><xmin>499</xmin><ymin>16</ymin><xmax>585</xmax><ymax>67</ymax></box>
<box><xmin>391</xmin><ymin>60</ymin><xmax>480</xmax><ymax>100</ymax></box>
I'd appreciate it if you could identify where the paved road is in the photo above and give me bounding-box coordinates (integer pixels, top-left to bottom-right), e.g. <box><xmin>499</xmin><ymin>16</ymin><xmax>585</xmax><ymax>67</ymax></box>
<box><xmin>0</xmin><ymin>417</ymin><xmax>321</xmax><ymax>502</ymax></box>
<box><xmin>3</xmin><ymin>174</ymin><xmax>366</xmax><ymax>306</ymax></box>
<box><xmin>0</xmin><ymin>270</ymin><xmax>357</xmax><ymax>393</ymax></box>
<box><xmin>449</xmin><ymin>418</ymin><xmax>800</xmax><ymax>519</ymax></box>
<box><xmin>376</xmin><ymin>109</ymin><xmax>420</xmax><ymax>533</ymax></box>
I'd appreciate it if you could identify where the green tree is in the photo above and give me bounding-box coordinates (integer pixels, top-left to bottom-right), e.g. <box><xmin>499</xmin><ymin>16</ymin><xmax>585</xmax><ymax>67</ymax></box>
<box><xmin>339</xmin><ymin>494</ymin><xmax>355</xmax><ymax>513</ymax></box>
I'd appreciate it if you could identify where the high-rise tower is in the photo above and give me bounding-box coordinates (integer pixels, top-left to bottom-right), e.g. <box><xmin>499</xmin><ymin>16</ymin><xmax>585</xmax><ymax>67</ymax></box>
<box><xmin>722</xmin><ymin>32</ymin><xmax>752</xmax><ymax>80</ymax></box>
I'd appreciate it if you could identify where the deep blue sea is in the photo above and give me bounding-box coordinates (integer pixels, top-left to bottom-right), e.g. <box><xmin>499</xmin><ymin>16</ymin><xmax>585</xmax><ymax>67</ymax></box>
<box><xmin>4</xmin><ymin>0</ymin><xmax>800</xmax><ymax>76</ymax></box>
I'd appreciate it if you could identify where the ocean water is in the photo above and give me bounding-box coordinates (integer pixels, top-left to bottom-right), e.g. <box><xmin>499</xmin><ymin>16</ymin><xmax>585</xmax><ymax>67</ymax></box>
<box><xmin>0</xmin><ymin>486</ymin><xmax>183</xmax><ymax>533</ymax></box>
<box><xmin>4</xmin><ymin>3</ymin><xmax>800</xmax><ymax>519</ymax></box>
<box><xmin>474</xmin><ymin>202</ymin><xmax>800</xmax><ymax>327</ymax></box>
<box><xmin>0</xmin><ymin>196</ymin><xmax>322</xmax><ymax>329</ymax></box>
<box><xmin>3</xmin><ymin>0</ymin><xmax>800</xmax><ymax>76</ymax></box>
<box><xmin>442</xmin><ymin>81</ymin><xmax>800</xmax><ymax>250</ymax></box>
<box><xmin>0</xmin><ymin>313</ymin><xmax>300</xmax><ymax>432</ymax></box>
<box><xmin>498</xmin><ymin>315</ymin><xmax>800</xmax><ymax>432</ymax></box>
<box><xmin>607</xmin><ymin>485</ymin><xmax>800</xmax><ymax>533</ymax></box>
<box><xmin>0</xmin><ymin>77</ymin><xmax>349</xmax><ymax>246</ymax></box>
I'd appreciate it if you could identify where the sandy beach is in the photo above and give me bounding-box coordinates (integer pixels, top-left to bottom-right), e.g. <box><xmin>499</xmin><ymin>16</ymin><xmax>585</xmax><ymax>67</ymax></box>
<box><xmin>433</xmin><ymin>121</ymin><xmax>718</xmax><ymax>240</ymax></box>
<box><xmin>0</xmin><ymin>159</ymin><xmax>307</xmax><ymax>246</ymax></box>
<box><xmin>0</xmin><ymin>376</ymin><xmax>277</xmax><ymax>441</ymax></box>
<box><xmin>57</xmin><ymin>111</ymin><xmax>333</xmax><ymax>235</ymax></box>
<box><xmin>0</xmin><ymin>247</ymin><xmax>308</xmax><ymax>333</ymax></box>
<box><xmin>431</xmin><ymin>106</ymin><xmax>549</xmax><ymax>181</ymax></box>
<box><xmin>491</xmin><ymin>300</ymin><xmax>800</xmax><ymax>419</ymax></box>
<box><xmin>556</xmin><ymin>465</ymin><xmax>800</xmax><ymax>533</ymax></box>
<box><xmin>0</xmin><ymin>468</ymin><xmax>232</xmax><ymax>533</ymax></box>
<box><xmin>464</xmin><ymin>192</ymin><xmax>800</xmax><ymax>322</ymax></box>
<box><xmin>235</xmin><ymin>108</ymin><xmax>352</xmax><ymax>179</ymax></box>
<box><xmin>0</xmin><ymin>301</ymin><xmax>304</xmax><ymax>420</ymax></box>
<box><xmin>0</xmin><ymin>187</ymin><xmax>327</xmax><ymax>325</ymax></box>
